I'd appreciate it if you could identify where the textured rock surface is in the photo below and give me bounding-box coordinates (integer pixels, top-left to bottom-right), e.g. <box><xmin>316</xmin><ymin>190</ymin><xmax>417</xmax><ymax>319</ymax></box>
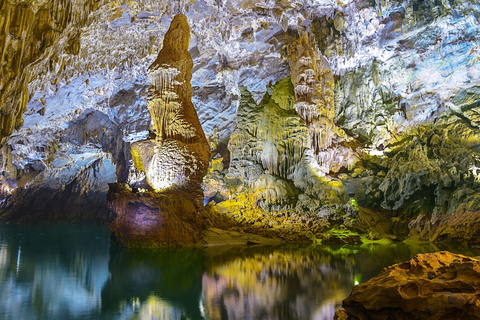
<box><xmin>223</xmin><ymin>77</ymin><xmax>350</xmax><ymax>212</ymax></box>
<box><xmin>0</xmin><ymin>0</ymin><xmax>479</xmax><ymax>243</ymax></box>
<box><xmin>289</xmin><ymin>31</ymin><xmax>358</xmax><ymax>174</ymax></box>
<box><xmin>0</xmin><ymin>0</ymin><xmax>102</xmax><ymax>142</ymax></box>
<box><xmin>108</xmin><ymin>183</ymin><xmax>203</xmax><ymax>247</ymax></box>
<box><xmin>335</xmin><ymin>251</ymin><xmax>480</xmax><ymax>320</ymax></box>
<box><xmin>108</xmin><ymin>14</ymin><xmax>210</xmax><ymax>247</ymax></box>
<box><xmin>128</xmin><ymin>14</ymin><xmax>210</xmax><ymax>194</ymax></box>
<box><xmin>346</xmin><ymin>93</ymin><xmax>480</xmax><ymax>243</ymax></box>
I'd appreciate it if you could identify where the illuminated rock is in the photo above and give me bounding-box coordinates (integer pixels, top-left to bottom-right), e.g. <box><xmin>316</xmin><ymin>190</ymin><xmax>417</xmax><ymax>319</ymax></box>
<box><xmin>108</xmin><ymin>183</ymin><xmax>204</xmax><ymax>247</ymax></box>
<box><xmin>288</xmin><ymin>31</ymin><xmax>359</xmax><ymax>174</ymax></box>
<box><xmin>129</xmin><ymin>14</ymin><xmax>210</xmax><ymax>193</ymax></box>
<box><xmin>223</xmin><ymin>78</ymin><xmax>348</xmax><ymax>217</ymax></box>
<box><xmin>109</xmin><ymin>14</ymin><xmax>210</xmax><ymax>247</ymax></box>
<box><xmin>0</xmin><ymin>0</ymin><xmax>100</xmax><ymax>142</ymax></box>
<box><xmin>0</xmin><ymin>0</ymin><xmax>479</xmax><ymax>244</ymax></box>
<box><xmin>336</xmin><ymin>252</ymin><xmax>480</xmax><ymax>320</ymax></box>
<box><xmin>349</xmin><ymin>89</ymin><xmax>480</xmax><ymax>243</ymax></box>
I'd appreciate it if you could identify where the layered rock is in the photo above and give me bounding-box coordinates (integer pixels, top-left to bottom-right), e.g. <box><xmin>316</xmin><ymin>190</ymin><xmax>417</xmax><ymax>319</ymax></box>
<box><xmin>225</xmin><ymin>78</ymin><xmax>348</xmax><ymax>213</ymax></box>
<box><xmin>335</xmin><ymin>251</ymin><xmax>480</xmax><ymax>320</ymax></box>
<box><xmin>109</xmin><ymin>14</ymin><xmax>210</xmax><ymax>247</ymax></box>
<box><xmin>0</xmin><ymin>0</ymin><xmax>479</xmax><ymax>245</ymax></box>
<box><xmin>288</xmin><ymin>31</ymin><xmax>358</xmax><ymax>174</ymax></box>
<box><xmin>346</xmin><ymin>87</ymin><xmax>480</xmax><ymax>243</ymax></box>
<box><xmin>0</xmin><ymin>109</ymin><xmax>126</xmax><ymax>223</ymax></box>
<box><xmin>0</xmin><ymin>0</ymin><xmax>102</xmax><ymax>143</ymax></box>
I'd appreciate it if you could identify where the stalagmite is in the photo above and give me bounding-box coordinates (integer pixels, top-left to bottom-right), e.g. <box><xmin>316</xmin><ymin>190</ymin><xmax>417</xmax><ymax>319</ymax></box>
<box><xmin>288</xmin><ymin>31</ymin><xmax>358</xmax><ymax>174</ymax></box>
<box><xmin>108</xmin><ymin>14</ymin><xmax>211</xmax><ymax>247</ymax></box>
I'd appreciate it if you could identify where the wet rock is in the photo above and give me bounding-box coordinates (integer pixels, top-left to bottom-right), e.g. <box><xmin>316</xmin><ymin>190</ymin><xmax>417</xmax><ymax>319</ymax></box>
<box><xmin>108</xmin><ymin>184</ymin><xmax>203</xmax><ymax>247</ymax></box>
<box><xmin>336</xmin><ymin>251</ymin><xmax>480</xmax><ymax>320</ymax></box>
<box><xmin>0</xmin><ymin>153</ymin><xmax>114</xmax><ymax>224</ymax></box>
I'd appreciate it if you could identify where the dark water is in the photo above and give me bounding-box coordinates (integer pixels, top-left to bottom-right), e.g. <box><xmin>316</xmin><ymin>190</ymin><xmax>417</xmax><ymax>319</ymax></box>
<box><xmin>0</xmin><ymin>225</ymin><xmax>479</xmax><ymax>320</ymax></box>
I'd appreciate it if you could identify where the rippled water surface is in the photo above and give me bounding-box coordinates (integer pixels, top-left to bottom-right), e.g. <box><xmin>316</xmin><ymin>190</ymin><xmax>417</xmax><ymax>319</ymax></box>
<box><xmin>0</xmin><ymin>224</ymin><xmax>479</xmax><ymax>320</ymax></box>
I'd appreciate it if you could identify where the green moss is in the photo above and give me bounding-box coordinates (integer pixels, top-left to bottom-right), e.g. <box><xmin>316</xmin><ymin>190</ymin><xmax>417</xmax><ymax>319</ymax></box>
<box><xmin>322</xmin><ymin>245</ymin><xmax>360</xmax><ymax>256</ymax></box>
<box><xmin>306</xmin><ymin>231</ymin><xmax>323</xmax><ymax>245</ymax></box>
<box><xmin>321</xmin><ymin>225</ymin><xmax>361</xmax><ymax>244</ymax></box>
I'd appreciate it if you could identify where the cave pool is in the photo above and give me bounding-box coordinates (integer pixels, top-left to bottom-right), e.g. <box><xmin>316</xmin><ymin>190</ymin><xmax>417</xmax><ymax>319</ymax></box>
<box><xmin>0</xmin><ymin>224</ymin><xmax>479</xmax><ymax>320</ymax></box>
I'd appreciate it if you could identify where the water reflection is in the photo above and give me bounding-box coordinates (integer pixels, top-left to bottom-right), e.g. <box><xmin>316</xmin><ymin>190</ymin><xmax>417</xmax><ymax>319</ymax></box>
<box><xmin>101</xmin><ymin>247</ymin><xmax>204</xmax><ymax>319</ymax></box>
<box><xmin>0</xmin><ymin>224</ymin><xmax>479</xmax><ymax>320</ymax></box>
<box><xmin>201</xmin><ymin>246</ymin><xmax>353</xmax><ymax>320</ymax></box>
<box><xmin>0</xmin><ymin>224</ymin><xmax>110</xmax><ymax>320</ymax></box>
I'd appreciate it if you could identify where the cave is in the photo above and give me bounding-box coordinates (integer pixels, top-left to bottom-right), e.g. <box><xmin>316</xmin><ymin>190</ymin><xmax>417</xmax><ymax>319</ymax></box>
<box><xmin>1</xmin><ymin>0</ymin><xmax>480</xmax><ymax>319</ymax></box>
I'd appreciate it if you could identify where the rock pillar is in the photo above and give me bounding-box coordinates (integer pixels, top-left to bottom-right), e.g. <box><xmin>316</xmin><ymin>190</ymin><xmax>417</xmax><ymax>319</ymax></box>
<box><xmin>108</xmin><ymin>14</ymin><xmax>211</xmax><ymax>247</ymax></box>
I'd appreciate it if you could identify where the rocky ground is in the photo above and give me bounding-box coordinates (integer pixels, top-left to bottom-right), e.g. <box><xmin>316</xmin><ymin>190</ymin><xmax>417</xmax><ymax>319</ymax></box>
<box><xmin>335</xmin><ymin>251</ymin><xmax>480</xmax><ymax>320</ymax></box>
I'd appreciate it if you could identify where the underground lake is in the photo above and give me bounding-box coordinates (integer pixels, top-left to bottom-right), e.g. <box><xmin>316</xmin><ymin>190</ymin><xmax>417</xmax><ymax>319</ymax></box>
<box><xmin>1</xmin><ymin>224</ymin><xmax>479</xmax><ymax>320</ymax></box>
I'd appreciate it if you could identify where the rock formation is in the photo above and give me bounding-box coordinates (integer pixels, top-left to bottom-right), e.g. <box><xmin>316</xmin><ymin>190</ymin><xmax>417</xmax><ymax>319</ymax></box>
<box><xmin>288</xmin><ymin>31</ymin><xmax>358</xmax><ymax>174</ymax></box>
<box><xmin>0</xmin><ymin>0</ymin><xmax>479</xmax><ymax>245</ymax></box>
<box><xmin>108</xmin><ymin>14</ymin><xmax>211</xmax><ymax>247</ymax></box>
<box><xmin>335</xmin><ymin>251</ymin><xmax>480</xmax><ymax>320</ymax></box>
<box><xmin>0</xmin><ymin>0</ymin><xmax>101</xmax><ymax>143</ymax></box>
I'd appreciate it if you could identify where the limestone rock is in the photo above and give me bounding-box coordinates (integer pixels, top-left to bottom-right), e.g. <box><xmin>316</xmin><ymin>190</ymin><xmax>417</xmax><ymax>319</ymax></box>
<box><xmin>109</xmin><ymin>14</ymin><xmax>210</xmax><ymax>247</ymax></box>
<box><xmin>108</xmin><ymin>183</ymin><xmax>203</xmax><ymax>247</ymax></box>
<box><xmin>336</xmin><ymin>251</ymin><xmax>480</xmax><ymax>320</ymax></box>
<box><xmin>0</xmin><ymin>152</ymin><xmax>114</xmax><ymax>224</ymax></box>
<box><xmin>225</xmin><ymin>77</ymin><xmax>349</xmax><ymax>211</ymax></box>
<box><xmin>227</xmin><ymin>78</ymin><xmax>307</xmax><ymax>210</ymax></box>
<box><xmin>0</xmin><ymin>0</ymin><xmax>101</xmax><ymax>142</ymax></box>
<box><xmin>288</xmin><ymin>31</ymin><xmax>358</xmax><ymax>174</ymax></box>
<box><xmin>129</xmin><ymin>14</ymin><xmax>210</xmax><ymax>194</ymax></box>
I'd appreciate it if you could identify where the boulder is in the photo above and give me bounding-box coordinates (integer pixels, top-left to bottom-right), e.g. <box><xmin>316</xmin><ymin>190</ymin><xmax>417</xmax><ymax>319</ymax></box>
<box><xmin>335</xmin><ymin>251</ymin><xmax>480</xmax><ymax>320</ymax></box>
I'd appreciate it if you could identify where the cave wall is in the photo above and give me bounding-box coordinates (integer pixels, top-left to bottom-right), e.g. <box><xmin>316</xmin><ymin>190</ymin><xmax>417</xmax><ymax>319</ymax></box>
<box><xmin>0</xmin><ymin>0</ymin><xmax>479</xmax><ymax>243</ymax></box>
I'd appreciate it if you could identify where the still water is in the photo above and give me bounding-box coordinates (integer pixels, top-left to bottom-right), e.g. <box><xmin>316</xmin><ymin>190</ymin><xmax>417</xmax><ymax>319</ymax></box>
<box><xmin>0</xmin><ymin>224</ymin><xmax>479</xmax><ymax>320</ymax></box>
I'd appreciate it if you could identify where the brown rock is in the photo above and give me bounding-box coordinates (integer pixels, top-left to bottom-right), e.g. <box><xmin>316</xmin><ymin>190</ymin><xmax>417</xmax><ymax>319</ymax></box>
<box><xmin>108</xmin><ymin>183</ymin><xmax>203</xmax><ymax>247</ymax></box>
<box><xmin>334</xmin><ymin>309</ymin><xmax>348</xmax><ymax>320</ymax></box>
<box><xmin>409</xmin><ymin>210</ymin><xmax>480</xmax><ymax>246</ymax></box>
<box><xmin>338</xmin><ymin>251</ymin><xmax>480</xmax><ymax>320</ymax></box>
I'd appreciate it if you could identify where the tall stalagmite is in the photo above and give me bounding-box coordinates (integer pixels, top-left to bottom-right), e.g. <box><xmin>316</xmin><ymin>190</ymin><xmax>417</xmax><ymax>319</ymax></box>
<box><xmin>108</xmin><ymin>14</ymin><xmax>211</xmax><ymax>247</ymax></box>
<box><xmin>288</xmin><ymin>32</ymin><xmax>358</xmax><ymax>174</ymax></box>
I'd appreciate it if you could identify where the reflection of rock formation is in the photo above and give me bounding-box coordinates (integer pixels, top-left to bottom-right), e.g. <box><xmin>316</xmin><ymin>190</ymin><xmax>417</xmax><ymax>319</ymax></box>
<box><xmin>288</xmin><ymin>32</ymin><xmax>358</xmax><ymax>174</ymax></box>
<box><xmin>101</xmin><ymin>246</ymin><xmax>204</xmax><ymax>319</ymax></box>
<box><xmin>0</xmin><ymin>225</ymin><xmax>110</xmax><ymax>320</ymax></box>
<box><xmin>201</xmin><ymin>246</ymin><xmax>355</xmax><ymax>320</ymax></box>
<box><xmin>108</xmin><ymin>14</ymin><xmax>210</xmax><ymax>247</ymax></box>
